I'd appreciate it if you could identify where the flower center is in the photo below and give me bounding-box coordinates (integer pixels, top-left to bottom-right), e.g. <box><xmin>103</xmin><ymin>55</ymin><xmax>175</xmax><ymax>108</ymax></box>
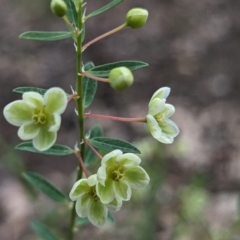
<box><xmin>32</xmin><ymin>108</ymin><xmax>49</xmax><ymax>125</ymax></box>
<box><xmin>109</xmin><ymin>165</ymin><xmax>125</xmax><ymax>182</ymax></box>
<box><xmin>155</xmin><ymin>113</ymin><xmax>168</xmax><ymax>126</ymax></box>
<box><xmin>89</xmin><ymin>186</ymin><xmax>99</xmax><ymax>202</ymax></box>
<box><xmin>155</xmin><ymin>113</ymin><xmax>164</xmax><ymax>123</ymax></box>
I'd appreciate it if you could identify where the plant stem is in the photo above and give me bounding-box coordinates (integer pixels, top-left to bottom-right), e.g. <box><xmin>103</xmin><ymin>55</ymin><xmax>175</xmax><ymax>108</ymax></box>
<box><xmin>82</xmin><ymin>23</ymin><xmax>127</xmax><ymax>51</ymax></box>
<box><xmin>84</xmin><ymin>113</ymin><xmax>147</xmax><ymax>123</ymax></box>
<box><xmin>68</xmin><ymin>2</ymin><xmax>84</xmax><ymax>240</ymax></box>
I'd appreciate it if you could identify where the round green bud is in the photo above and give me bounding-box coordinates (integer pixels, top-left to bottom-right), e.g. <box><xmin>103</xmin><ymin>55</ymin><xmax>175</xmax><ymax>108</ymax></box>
<box><xmin>109</xmin><ymin>67</ymin><xmax>134</xmax><ymax>91</ymax></box>
<box><xmin>50</xmin><ymin>0</ymin><xmax>67</xmax><ymax>17</ymax></box>
<box><xmin>126</xmin><ymin>8</ymin><xmax>148</xmax><ymax>29</ymax></box>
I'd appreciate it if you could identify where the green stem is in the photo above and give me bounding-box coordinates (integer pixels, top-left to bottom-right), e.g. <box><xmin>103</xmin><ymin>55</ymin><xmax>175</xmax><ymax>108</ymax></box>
<box><xmin>68</xmin><ymin>2</ymin><xmax>84</xmax><ymax>240</ymax></box>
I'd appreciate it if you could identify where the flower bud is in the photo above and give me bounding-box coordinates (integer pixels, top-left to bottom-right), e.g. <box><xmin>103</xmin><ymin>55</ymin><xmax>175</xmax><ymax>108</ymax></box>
<box><xmin>109</xmin><ymin>67</ymin><xmax>134</xmax><ymax>91</ymax></box>
<box><xmin>50</xmin><ymin>0</ymin><xmax>67</xmax><ymax>17</ymax></box>
<box><xmin>126</xmin><ymin>8</ymin><xmax>148</xmax><ymax>29</ymax></box>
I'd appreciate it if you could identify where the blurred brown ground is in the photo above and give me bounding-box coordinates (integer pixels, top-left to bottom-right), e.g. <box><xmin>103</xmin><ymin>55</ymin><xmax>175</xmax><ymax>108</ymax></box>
<box><xmin>1</xmin><ymin>0</ymin><xmax>240</xmax><ymax>239</ymax></box>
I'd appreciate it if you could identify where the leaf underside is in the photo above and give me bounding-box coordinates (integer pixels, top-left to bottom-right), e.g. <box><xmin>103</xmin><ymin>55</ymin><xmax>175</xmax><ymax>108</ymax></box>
<box><xmin>19</xmin><ymin>31</ymin><xmax>72</xmax><ymax>41</ymax></box>
<box><xmin>15</xmin><ymin>142</ymin><xmax>73</xmax><ymax>156</ymax></box>
<box><xmin>89</xmin><ymin>137</ymin><xmax>141</xmax><ymax>154</ymax></box>
<box><xmin>22</xmin><ymin>172</ymin><xmax>68</xmax><ymax>202</ymax></box>
<box><xmin>88</xmin><ymin>61</ymin><xmax>149</xmax><ymax>77</ymax></box>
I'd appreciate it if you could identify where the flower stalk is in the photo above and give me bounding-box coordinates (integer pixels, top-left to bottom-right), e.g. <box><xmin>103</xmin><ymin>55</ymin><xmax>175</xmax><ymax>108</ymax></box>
<box><xmin>81</xmin><ymin>71</ymin><xmax>109</xmax><ymax>83</ymax></box>
<box><xmin>62</xmin><ymin>16</ymin><xmax>78</xmax><ymax>35</ymax></box>
<box><xmin>75</xmin><ymin>151</ymin><xmax>90</xmax><ymax>177</ymax></box>
<box><xmin>84</xmin><ymin>113</ymin><xmax>147</xmax><ymax>123</ymax></box>
<box><xmin>82</xmin><ymin>23</ymin><xmax>127</xmax><ymax>51</ymax></box>
<box><xmin>84</xmin><ymin>139</ymin><xmax>103</xmax><ymax>160</ymax></box>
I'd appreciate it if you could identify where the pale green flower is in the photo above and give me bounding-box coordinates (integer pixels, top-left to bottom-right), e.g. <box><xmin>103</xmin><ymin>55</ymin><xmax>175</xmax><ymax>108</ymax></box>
<box><xmin>69</xmin><ymin>174</ymin><xmax>122</xmax><ymax>227</ymax></box>
<box><xmin>146</xmin><ymin>87</ymin><xmax>179</xmax><ymax>144</ymax></box>
<box><xmin>3</xmin><ymin>87</ymin><xmax>67</xmax><ymax>151</ymax></box>
<box><xmin>96</xmin><ymin>150</ymin><xmax>150</xmax><ymax>204</ymax></box>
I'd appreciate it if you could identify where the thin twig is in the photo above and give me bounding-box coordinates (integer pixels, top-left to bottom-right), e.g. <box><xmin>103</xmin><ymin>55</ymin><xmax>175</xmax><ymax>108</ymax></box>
<box><xmin>84</xmin><ymin>139</ymin><xmax>103</xmax><ymax>160</ymax></box>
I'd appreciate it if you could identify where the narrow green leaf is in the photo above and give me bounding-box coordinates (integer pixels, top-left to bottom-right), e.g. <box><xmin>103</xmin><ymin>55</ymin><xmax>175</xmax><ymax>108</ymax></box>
<box><xmin>83</xmin><ymin>62</ymin><xmax>98</xmax><ymax>108</ymax></box>
<box><xmin>81</xmin><ymin>24</ymin><xmax>85</xmax><ymax>43</ymax></box>
<box><xmin>89</xmin><ymin>137</ymin><xmax>141</xmax><ymax>154</ymax></box>
<box><xmin>22</xmin><ymin>172</ymin><xmax>68</xmax><ymax>202</ymax></box>
<box><xmin>85</xmin><ymin>126</ymin><xmax>103</xmax><ymax>165</ymax></box>
<box><xmin>31</xmin><ymin>221</ymin><xmax>59</xmax><ymax>240</ymax></box>
<box><xmin>107</xmin><ymin>212</ymin><xmax>115</xmax><ymax>223</ymax></box>
<box><xmin>85</xmin><ymin>0</ymin><xmax>124</xmax><ymax>19</ymax></box>
<box><xmin>84</xmin><ymin>62</ymin><xmax>95</xmax><ymax>71</ymax></box>
<box><xmin>19</xmin><ymin>31</ymin><xmax>72</xmax><ymax>41</ymax></box>
<box><xmin>63</xmin><ymin>0</ymin><xmax>78</xmax><ymax>26</ymax></box>
<box><xmin>90</xmin><ymin>125</ymin><xmax>104</xmax><ymax>138</ymax></box>
<box><xmin>16</xmin><ymin>142</ymin><xmax>73</xmax><ymax>156</ymax></box>
<box><xmin>13</xmin><ymin>87</ymin><xmax>70</xmax><ymax>97</ymax></box>
<box><xmin>13</xmin><ymin>87</ymin><xmax>47</xmax><ymax>95</ymax></box>
<box><xmin>72</xmin><ymin>0</ymin><xmax>81</xmax><ymax>11</ymax></box>
<box><xmin>88</xmin><ymin>61</ymin><xmax>149</xmax><ymax>77</ymax></box>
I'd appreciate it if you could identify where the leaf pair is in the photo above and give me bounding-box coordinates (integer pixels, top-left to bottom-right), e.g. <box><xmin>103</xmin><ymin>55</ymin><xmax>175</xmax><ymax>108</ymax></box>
<box><xmin>16</xmin><ymin>131</ymin><xmax>140</xmax><ymax>157</ymax></box>
<box><xmin>20</xmin><ymin>0</ymin><xmax>124</xmax><ymax>42</ymax></box>
<box><xmin>65</xmin><ymin>0</ymin><xmax>124</xmax><ymax>24</ymax></box>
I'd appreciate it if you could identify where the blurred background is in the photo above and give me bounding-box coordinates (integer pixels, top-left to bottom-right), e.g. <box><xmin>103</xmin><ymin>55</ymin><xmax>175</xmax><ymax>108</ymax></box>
<box><xmin>1</xmin><ymin>0</ymin><xmax>240</xmax><ymax>239</ymax></box>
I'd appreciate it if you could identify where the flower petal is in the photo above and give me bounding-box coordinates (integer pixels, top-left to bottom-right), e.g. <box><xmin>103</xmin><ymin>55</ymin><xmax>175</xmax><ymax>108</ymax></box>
<box><xmin>113</xmin><ymin>181</ymin><xmax>131</xmax><ymax>201</ymax></box>
<box><xmin>3</xmin><ymin>100</ymin><xmax>33</xmax><ymax>126</ymax></box>
<box><xmin>118</xmin><ymin>153</ymin><xmax>141</xmax><ymax>167</ymax></box>
<box><xmin>148</xmin><ymin>98</ymin><xmax>166</xmax><ymax>116</ymax></box>
<box><xmin>157</xmin><ymin>134</ymin><xmax>174</xmax><ymax>144</ymax></box>
<box><xmin>149</xmin><ymin>87</ymin><xmax>170</xmax><ymax>102</ymax></box>
<box><xmin>23</xmin><ymin>92</ymin><xmax>44</xmax><ymax>108</ymax></box>
<box><xmin>44</xmin><ymin>87</ymin><xmax>67</xmax><ymax>114</ymax></box>
<box><xmin>18</xmin><ymin>122</ymin><xmax>40</xmax><ymax>140</ymax></box>
<box><xmin>88</xmin><ymin>199</ymin><xmax>108</xmax><ymax>227</ymax></box>
<box><xmin>146</xmin><ymin>114</ymin><xmax>162</xmax><ymax>140</ymax></box>
<box><xmin>161</xmin><ymin>119</ymin><xmax>179</xmax><ymax>137</ymax></box>
<box><xmin>97</xmin><ymin>166</ymin><xmax>107</xmax><ymax>185</ymax></box>
<box><xmin>156</xmin><ymin>119</ymin><xmax>179</xmax><ymax>144</ymax></box>
<box><xmin>162</xmin><ymin>104</ymin><xmax>175</xmax><ymax>118</ymax></box>
<box><xmin>124</xmin><ymin>166</ymin><xmax>150</xmax><ymax>189</ymax></box>
<box><xmin>32</xmin><ymin>127</ymin><xmax>56</xmax><ymax>151</ymax></box>
<box><xmin>48</xmin><ymin>114</ymin><xmax>61</xmax><ymax>132</ymax></box>
<box><xmin>75</xmin><ymin>193</ymin><xmax>91</xmax><ymax>218</ymax></box>
<box><xmin>101</xmin><ymin>150</ymin><xmax>122</xmax><ymax>167</ymax></box>
<box><xmin>107</xmin><ymin>198</ymin><xmax>122</xmax><ymax>212</ymax></box>
<box><xmin>96</xmin><ymin>179</ymin><xmax>115</xmax><ymax>204</ymax></box>
<box><xmin>69</xmin><ymin>179</ymin><xmax>89</xmax><ymax>201</ymax></box>
<box><xmin>87</xmin><ymin>174</ymin><xmax>98</xmax><ymax>186</ymax></box>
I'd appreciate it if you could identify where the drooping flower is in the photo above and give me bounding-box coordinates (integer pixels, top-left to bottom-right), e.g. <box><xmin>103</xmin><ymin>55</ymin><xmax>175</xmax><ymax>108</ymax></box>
<box><xmin>96</xmin><ymin>150</ymin><xmax>150</xmax><ymax>204</ymax></box>
<box><xmin>146</xmin><ymin>87</ymin><xmax>179</xmax><ymax>144</ymax></box>
<box><xmin>3</xmin><ymin>87</ymin><xmax>67</xmax><ymax>151</ymax></box>
<box><xmin>69</xmin><ymin>174</ymin><xmax>122</xmax><ymax>227</ymax></box>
